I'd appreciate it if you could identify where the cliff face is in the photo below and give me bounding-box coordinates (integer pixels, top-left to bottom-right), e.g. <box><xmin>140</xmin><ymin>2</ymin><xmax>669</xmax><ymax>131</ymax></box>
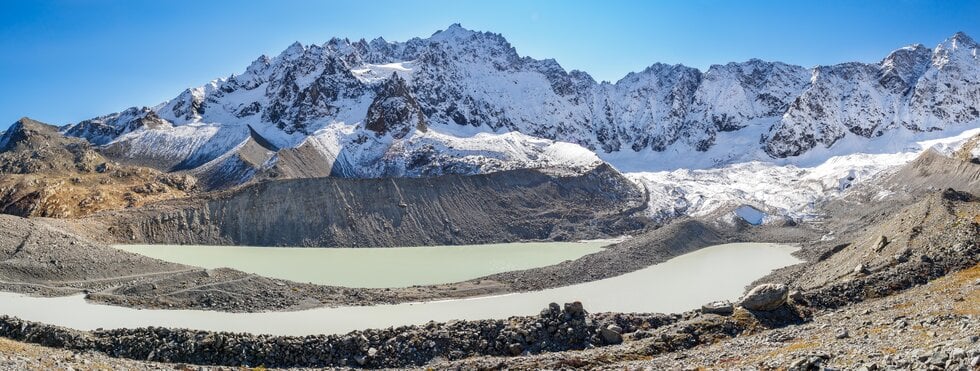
<box><xmin>90</xmin><ymin>164</ymin><xmax>649</xmax><ymax>247</ymax></box>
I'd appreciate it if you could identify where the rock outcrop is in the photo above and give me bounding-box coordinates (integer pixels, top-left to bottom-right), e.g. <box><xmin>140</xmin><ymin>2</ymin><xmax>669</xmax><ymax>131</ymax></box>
<box><xmin>740</xmin><ymin>283</ymin><xmax>789</xmax><ymax>311</ymax></box>
<box><xmin>365</xmin><ymin>73</ymin><xmax>426</xmax><ymax>138</ymax></box>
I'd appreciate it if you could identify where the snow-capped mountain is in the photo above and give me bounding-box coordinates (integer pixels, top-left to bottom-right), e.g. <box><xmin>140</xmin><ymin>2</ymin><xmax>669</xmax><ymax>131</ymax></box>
<box><xmin>765</xmin><ymin>33</ymin><xmax>979</xmax><ymax>157</ymax></box>
<box><xmin>62</xmin><ymin>25</ymin><xmax>979</xmax><ymax>190</ymax></box>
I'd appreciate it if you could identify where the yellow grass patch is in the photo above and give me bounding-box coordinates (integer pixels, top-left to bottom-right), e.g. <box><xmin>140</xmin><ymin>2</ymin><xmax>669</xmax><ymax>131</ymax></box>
<box><xmin>780</xmin><ymin>340</ymin><xmax>820</xmax><ymax>353</ymax></box>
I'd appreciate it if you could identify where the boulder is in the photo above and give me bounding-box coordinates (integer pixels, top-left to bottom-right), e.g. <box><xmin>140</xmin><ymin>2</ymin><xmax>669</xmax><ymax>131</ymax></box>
<box><xmin>874</xmin><ymin>235</ymin><xmax>889</xmax><ymax>251</ymax></box>
<box><xmin>564</xmin><ymin>301</ymin><xmax>585</xmax><ymax>316</ymax></box>
<box><xmin>788</xmin><ymin>290</ymin><xmax>806</xmax><ymax>305</ymax></box>
<box><xmin>740</xmin><ymin>283</ymin><xmax>789</xmax><ymax>311</ymax></box>
<box><xmin>599</xmin><ymin>325</ymin><xmax>623</xmax><ymax>344</ymax></box>
<box><xmin>853</xmin><ymin>264</ymin><xmax>867</xmax><ymax>275</ymax></box>
<box><xmin>701</xmin><ymin>300</ymin><xmax>734</xmax><ymax>315</ymax></box>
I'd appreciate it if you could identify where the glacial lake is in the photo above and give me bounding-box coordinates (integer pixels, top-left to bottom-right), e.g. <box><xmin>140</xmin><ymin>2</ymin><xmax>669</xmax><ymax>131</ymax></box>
<box><xmin>113</xmin><ymin>241</ymin><xmax>610</xmax><ymax>288</ymax></box>
<box><xmin>0</xmin><ymin>243</ymin><xmax>799</xmax><ymax>336</ymax></box>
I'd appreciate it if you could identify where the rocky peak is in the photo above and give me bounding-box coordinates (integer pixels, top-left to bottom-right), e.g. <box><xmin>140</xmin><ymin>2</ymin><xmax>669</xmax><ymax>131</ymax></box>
<box><xmin>0</xmin><ymin>117</ymin><xmax>61</xmax><ymax>152</ymax></box>
<box><xmin>879</xmin><ymin>44</ymin><xmax>932</xmax><ymax>93</ymax></box>
<box><xmin>947</xmin><ymin>31</ymin><xmax>978</xmax><ymax>49</ymax></box>
<box><xmin>161</xmin><ymin>87</ymin><xmax>206</xmax><ymax>124</ymax></box>
<box><xmin>365</xmin><ymin>73</ymin><xmax>427</xmax><ymax>139</ymax></box>
<box><xmin>932</xmin><ymin>32</ymin><xmax>978</xmax><ymax>68</ymax></box>
<box><xmin>281</xmin><ymin>41</ymin><xmax>306</xmax><ymax>60</ymax></box>
<box><xmin>688</xmin><ymin>59</ymin><xmax>809</xmax><ymax>145</ymax></box>
<box><xmin>63</xmin><ymin>107</ymin><xmax>171</xmax><ymax>146</ymax></box>
<box><xmin>0</xmin><ymin>117</ymin><xmax>106</xmax><ymax>174</ymax></box>
<box><xmin>429</xmin><ymin>23</ymin><xmax>476</xmax><ymax>41</ymax></box>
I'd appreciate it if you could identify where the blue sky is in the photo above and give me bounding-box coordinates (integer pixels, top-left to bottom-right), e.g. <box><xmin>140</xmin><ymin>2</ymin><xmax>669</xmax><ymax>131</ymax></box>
<box><xmin>2</xmin><ymin>0</ymin><xmax>978</xmax><ymax>129</ymax></box>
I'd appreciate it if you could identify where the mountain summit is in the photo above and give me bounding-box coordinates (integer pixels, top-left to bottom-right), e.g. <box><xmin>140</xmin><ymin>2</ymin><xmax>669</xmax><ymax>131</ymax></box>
<box><xmin>59</xmin><ymin>26</ymin><xmax>979</xmax><ymax>187</ymax></box>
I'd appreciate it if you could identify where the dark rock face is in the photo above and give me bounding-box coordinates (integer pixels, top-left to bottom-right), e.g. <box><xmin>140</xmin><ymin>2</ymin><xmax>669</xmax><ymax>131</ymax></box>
<box><xmin>261</xmin><ymin>54</ymin><xmax>365</xmax><ymax>135</ymax></box>
<box><xmin>365</xmin><ymin>74</ymin><xmax>426</xmax><ymax>138</ymax></box>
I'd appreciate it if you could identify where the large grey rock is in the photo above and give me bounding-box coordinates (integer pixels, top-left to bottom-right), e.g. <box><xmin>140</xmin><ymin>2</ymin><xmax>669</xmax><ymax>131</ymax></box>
<box><xmin>701</xmin><ymin>300</ymin><xmax>734</xmax><ymax>315</ymax></box>
<box><xmin>599</xmin><ymin>325</ymin><xmax>623</xmax><ymax>344</ymax></box>
<box><xmin>740</xmin><ymin>283</ymin><xmax>789</xmax><ymax>311</ymax></box>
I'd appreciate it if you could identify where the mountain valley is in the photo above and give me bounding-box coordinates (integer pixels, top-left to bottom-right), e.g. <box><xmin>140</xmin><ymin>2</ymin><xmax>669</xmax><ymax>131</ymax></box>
<box><xmin>0</xmin><ymin>23</ymin><xmax>977</xmax><ymax>370</ymax></box>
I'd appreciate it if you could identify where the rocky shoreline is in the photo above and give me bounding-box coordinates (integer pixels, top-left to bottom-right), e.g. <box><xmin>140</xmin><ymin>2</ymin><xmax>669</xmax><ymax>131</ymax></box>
<box><xmin>0</xmin><ymin>302</ymin><xmax>676</xmax><ymax>368</ymax></box>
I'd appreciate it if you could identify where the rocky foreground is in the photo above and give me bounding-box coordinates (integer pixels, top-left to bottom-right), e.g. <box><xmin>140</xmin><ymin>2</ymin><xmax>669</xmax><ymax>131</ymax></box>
<box><xmin>0</xmin><ymin>151</ymin><xmax>975</xmax><ymax>369</ymax></box>
<box><xmin>0</xmin><ymin>264</ymin><xmax>975</xmax><ymax>370</ymax></box>
<box><xmin>0</xmin><ymin>188</ymin><xmax>975</xmax><ymax>369</ymax></box>
<box><xmin>433</xmin><ymin>263</ymin><xmax>980</xmax><ymax>370</ymax></box>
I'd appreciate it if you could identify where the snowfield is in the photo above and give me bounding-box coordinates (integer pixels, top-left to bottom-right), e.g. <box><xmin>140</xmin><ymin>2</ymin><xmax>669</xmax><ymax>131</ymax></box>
<box><xmin>621</xmin><ymin>126</ymin><xmax>980</xmax><ymax>223</ymax></box>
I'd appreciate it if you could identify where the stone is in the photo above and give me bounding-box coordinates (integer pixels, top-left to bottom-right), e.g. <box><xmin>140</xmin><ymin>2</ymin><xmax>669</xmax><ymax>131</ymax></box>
<box><xmin>701</xmin><ymin>300</ymin><xmax>735</xmax><ymax>315</ymax></box>
<box><xmin>564</xmin><ymin>301</ymin><xmax>585</xmax><ymax>316</ymax></box>
<box><xmin>600</xmin><ymin>325</ymin><xmax>623</xmax><ymax>344</ymax></box>
<box><xmin>928</xmin><ymin>351</ymin><xmax>949</xmax><ymax>366</ymax></box>
<box><xmin>854</xmin><ymin>264</ymin><xmax>868</xmax><ymax>275</ymax></box>
<box><xmin>507</xmin><ymin>343</ymin><xmax>523</xmax><ymax>356</ymax></box>
<box><xmin>354</xmin><ymin>355</ymin><xmax>367</xmax><ymax>366</ymax></box>
<box><xmin>789</xmin><ymin>290</ymin><xmax>805</xmax><ymax>303</ymax></box>
<box><xmin>835</xmin><ymin>328</ymin><xmax>849</xmax><ymax>339</ymax></box>
<box><xmin>874</xmin><ymin>235</ymin><xmax>889</xmax><ymax>251</ymax></box>
<box><xmin>740</xmin><ymin>283</ymin><xmax>789</xmax><ymax>311</ymax></box>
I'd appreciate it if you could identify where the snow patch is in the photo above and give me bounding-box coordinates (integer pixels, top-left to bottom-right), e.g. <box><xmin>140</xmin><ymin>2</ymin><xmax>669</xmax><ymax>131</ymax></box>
<box><xmin>351</xmin><ymin>61</ymin><xmax>416</xmax><ymax>84</ymax></box>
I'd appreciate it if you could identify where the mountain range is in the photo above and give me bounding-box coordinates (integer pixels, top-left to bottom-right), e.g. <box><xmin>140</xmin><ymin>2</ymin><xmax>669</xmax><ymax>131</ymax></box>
<box><xmin>48</xmin><ymin>25</ymin><xmax>980</xmax><ymax>189</ymax></box>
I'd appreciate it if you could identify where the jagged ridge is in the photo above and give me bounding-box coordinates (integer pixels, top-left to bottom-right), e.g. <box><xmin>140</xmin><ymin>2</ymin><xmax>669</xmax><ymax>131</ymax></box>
<box><xmin>59</xmin><ymin>25</ymin><xmax>980</xmax><ymax>187</ymax></box>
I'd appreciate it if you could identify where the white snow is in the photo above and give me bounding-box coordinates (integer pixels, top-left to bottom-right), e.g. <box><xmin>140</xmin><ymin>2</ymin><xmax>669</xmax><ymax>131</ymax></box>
<box><xmin>112</xmin><ymin>123</ymin><xmax>250</xmax><ymax>170</ymax></box>
<box><xmin>299</xmin><ymin>123</ymin><xmax>602</xmax><ymax>178</ymax></box>
<box><xmin>623</xmin><ymin>126</ymin><xmax>980</xmax><ymax>222</ymax></box>
<box><xmin>351</xmin><ymin>61</ymin><xmax>416</xmax><ymax>84</ymax></box>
